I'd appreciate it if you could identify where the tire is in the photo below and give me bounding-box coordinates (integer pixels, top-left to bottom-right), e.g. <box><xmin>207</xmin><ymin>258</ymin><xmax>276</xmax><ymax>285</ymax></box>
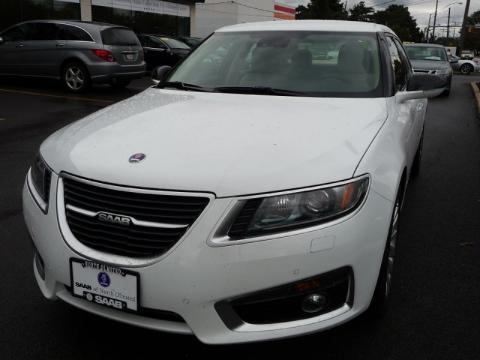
<box><xmin>367</xmin><ymin>191</ymin><xmax>401</xmax><ymax>318</ymax></box>
<box><xmin>460</xmin><ymin>63</ymin><xmax>473</xmax><ymax>75</ymax></box>
<box><xmin>62</xmin><ymin>62</ymin><xmax>90</xmax><ymax>93</ymax></box>
<box><xmin>411</xmin><ymin>130</ymin><xmax>424</xmax><ymax>178</ymax></box>
<box><xmin>110</xmin><ymin>79</ymin><xmax>131</xmax><ymax>89</ymax></box>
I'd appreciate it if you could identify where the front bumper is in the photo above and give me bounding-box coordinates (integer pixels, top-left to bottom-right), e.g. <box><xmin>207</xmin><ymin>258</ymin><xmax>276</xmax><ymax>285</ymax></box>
<box><xmin>23</xmin><ymin>172</ymin><xmax>393</xmax><ymax>344</ymax></box>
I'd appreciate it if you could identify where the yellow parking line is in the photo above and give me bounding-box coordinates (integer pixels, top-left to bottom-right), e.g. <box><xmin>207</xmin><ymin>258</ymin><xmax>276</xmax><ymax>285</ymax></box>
<box><xmin>0</xmin><ymin>88</ymin><xmax>115</xmax><ymax>104</ymax></box>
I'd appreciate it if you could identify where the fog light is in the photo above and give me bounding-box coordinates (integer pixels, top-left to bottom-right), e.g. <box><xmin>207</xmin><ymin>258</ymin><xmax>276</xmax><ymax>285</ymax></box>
<box><xmin>301</xmin><ymin>293</ymin><xmax>327</xmax><ymax>314</ymax></box>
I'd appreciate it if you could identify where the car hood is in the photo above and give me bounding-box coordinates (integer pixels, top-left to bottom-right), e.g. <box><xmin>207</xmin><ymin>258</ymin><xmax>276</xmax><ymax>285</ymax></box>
<box><xmin>410</xmin><ymin>59</ymin><xmax>450</xmax><ymax>70</ymax></box>
<box><xmin>41</xmin><ymin>89</ymin><xmax>387</xmax><ymax>197</ymax></box>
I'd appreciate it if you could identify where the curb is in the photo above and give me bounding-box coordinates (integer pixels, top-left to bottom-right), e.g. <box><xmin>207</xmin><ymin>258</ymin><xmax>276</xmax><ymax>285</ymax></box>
<box><xmin>470</xmin><ymin>81</ymin><xmax>480</xmax><ymax>118</ymax></box>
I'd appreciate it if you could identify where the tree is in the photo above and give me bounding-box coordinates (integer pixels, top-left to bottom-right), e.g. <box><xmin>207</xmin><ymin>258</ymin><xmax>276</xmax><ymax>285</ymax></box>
<box><xmin>349</xmin><ymin>1</ymin><xmax>374</xmax><ymax>22</ymax></box>
<box><xmin>373</xmin><ymin>5</ymin><xmax>422</xmax><ymax>42</ymax></box>
<box><xmin>462</xmin><ymin>10</ymin><xmax>480</xmax><ymax>51</ymax></box>
<box><xmin>296</xmin><ymin>0</ymin><xmax>348</xmax><ymax>20</ymax></box>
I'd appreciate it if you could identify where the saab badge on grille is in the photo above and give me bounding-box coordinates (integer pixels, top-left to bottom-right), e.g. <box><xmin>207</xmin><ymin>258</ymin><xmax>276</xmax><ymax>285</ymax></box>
<box><xmin>129</xmin><ymin>153</ymin><xmax>146</xmax><ymax>163</ymax></box>
<box><xmin>97</xmin><ymin>212</ymin><xmax>132</xmax><ymax>226</ymax></box>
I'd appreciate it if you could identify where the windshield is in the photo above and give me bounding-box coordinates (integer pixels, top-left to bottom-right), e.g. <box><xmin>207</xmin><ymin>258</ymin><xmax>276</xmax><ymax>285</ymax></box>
<box><xmin>160</xmin><ymin>37</ymin><xmax>190</xmax><ymax>49</ymax></box>
<box><xmin>405</xmin><ymin>46</ymin><xmax>447</xmax><ymax>61</ymax></box>
<box><xmin>167</xmin><ymin>31</ymin><xmax>382</xmax><ymax>97</ymax></box>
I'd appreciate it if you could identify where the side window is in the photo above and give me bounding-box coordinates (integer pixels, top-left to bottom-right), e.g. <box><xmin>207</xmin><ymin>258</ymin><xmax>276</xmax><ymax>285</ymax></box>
<box><xmin>386</xmin><ymin>36</ymin><xmax>408</xmax><ymax>91</ymax></box>
<box><xmin>30</xmin><ymin>23</ymin><xmax>58</xmax><ymax>41</ymax></box>
<box><xmin>58</xmin><ymin>25</ymin><xmax>92</xmax><ymax>41</ymax></box>
<box><xmin>2</xmin><ymin>24</ymin><xmax>30</xmax><ymax>42</ymax></box>
<box><xmin>148</xmin><ymin>37</ymin><xmax>167</xmax><ymax>49</ymax></box>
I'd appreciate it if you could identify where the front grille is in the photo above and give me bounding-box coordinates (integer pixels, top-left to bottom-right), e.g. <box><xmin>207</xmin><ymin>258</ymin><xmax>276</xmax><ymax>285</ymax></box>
<box><xmin>63</xmin><ymin>177</ymin><xmax>210</xmax><ymax>258</ymax></box>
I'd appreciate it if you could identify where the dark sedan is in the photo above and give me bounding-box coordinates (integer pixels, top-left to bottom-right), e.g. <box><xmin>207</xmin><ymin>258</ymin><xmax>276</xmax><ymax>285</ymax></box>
<box><xmin>137</xmin><ymin>34</ymin><xmax>191</xmax><ymax>71</ymax></box>
<box><xmin>404</xmin><ymin>43</ymin><xmax>452</xmax><ymax>96</ymax></box>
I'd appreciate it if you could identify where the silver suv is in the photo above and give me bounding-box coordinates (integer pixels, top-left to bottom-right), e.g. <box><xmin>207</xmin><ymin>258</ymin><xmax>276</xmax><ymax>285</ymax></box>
<box><xmin>0</xmin><ymin>20</ymin><xmax>145</xmax><ymax>92</ymax></box>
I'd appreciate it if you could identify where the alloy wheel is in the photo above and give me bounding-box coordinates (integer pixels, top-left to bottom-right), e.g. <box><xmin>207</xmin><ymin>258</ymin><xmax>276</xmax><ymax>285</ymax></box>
<box><xmin>65</xmin><ymin>66</ymin><xmax>85</xmax><ymax>91</ymax></box>
<box><xmin>385</xmin><ymin>200</ymin><xmax>399</xmax><ymax>298</ymax></box>
<box><xmin>460</xmin><ymin>64</ymin><xmax>473</xmax><ymax>75</ymax></box>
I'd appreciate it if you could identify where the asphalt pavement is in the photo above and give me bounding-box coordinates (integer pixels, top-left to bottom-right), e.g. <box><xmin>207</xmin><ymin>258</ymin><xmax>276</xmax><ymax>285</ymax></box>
<box><xmin>0</xmin><ymin>76</ymin><xmax>479</xmax><ymax>359</ymax></box>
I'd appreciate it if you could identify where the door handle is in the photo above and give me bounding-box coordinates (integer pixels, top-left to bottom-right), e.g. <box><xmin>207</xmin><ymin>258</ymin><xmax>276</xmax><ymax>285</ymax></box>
<box><xmin>56</xmin><ymin>43</ymin><xmax>66</xmax><ymax>47</ymax></box>
<box><xmin>15</xmin><ymin>43</ymin><xmax>24</xmax><ymax>48</ymax></box>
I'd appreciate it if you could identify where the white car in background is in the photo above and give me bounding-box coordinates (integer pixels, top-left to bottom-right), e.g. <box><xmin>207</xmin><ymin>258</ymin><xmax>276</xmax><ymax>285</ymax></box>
<box><xmin>450</xmin><ymin>54</ymin><xmax>480</xmax><ymax>74</ymax></box>
<box><xmin>23</xmin><ymin>20</ymin><xmax>444</xmax><ymax>344</ymax></box>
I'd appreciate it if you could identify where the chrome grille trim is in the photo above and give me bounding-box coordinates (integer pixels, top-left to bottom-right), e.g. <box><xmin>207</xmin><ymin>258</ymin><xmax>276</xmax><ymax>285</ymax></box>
<box><xmin>58</xmin><ymin>173</ymin><xmax>214</xmax><ymax>264</ymax></box>
<box><xmin>65</xmin><ymin>204</ymin><xmax>189</xmax><ymax>229</ymax></box>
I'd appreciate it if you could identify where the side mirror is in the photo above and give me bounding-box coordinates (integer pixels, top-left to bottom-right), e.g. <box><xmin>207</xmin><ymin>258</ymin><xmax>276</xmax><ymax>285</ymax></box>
<box><xmin>396</xmin><ymin>73</ymin><xmax>445</xmax><ymax>103</ymax></box>
<box><xmin>449</xmin><ymin>58</ymin><xmax>459</xmax><ymax>64</ymax></box>
<box><xmin>151</xmin><ymin>65</ymin><xmax>172</xmax><ymax>85</ymax></box>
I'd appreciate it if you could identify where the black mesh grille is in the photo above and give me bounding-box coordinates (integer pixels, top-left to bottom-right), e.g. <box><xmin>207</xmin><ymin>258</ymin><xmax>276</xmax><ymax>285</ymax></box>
<box><xmin>63</xmin><ymin>177</ymin><xmax>209</xmax><ymax>258</ymax></box>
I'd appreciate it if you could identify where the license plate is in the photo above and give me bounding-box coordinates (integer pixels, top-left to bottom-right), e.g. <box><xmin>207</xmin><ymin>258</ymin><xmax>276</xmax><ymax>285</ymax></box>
<box><xmin>70</xmin><ymin>258</ymin><xmax>139</xmax><ymax>312</ymax></box>
<box><xmin>124</xmin><ymin>53</ymin><xmax>136</xmax><ymax>61</ymax></box>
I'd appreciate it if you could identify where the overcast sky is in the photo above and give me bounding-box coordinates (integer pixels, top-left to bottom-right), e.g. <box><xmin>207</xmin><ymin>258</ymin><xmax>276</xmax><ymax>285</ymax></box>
<box><xmin>282</xmin><ymin>0</ymin><xmax>479</xmax><ymax>36</ymax></box>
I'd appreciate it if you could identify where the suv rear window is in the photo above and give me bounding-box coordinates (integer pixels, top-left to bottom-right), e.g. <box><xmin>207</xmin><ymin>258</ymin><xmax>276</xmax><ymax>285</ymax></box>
<box><xmin>101</xmin><ymin>28</ymin><xmax>139</xmax><ymax>46</ymax></box>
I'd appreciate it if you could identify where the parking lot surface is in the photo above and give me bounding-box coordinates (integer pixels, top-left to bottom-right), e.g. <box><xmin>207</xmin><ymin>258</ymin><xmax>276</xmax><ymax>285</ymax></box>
<box><xmin>1</xmin><ymin>76</ymin><xmax>479</xmax><ymax>359</ymax></box>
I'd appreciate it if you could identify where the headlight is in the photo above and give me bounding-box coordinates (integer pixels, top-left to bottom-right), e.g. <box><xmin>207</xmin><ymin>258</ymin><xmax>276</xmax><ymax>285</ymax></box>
<box><xmin>29</xmin><ymin>154</ymin><xmax>52</xmax><ymax>208</ymax></box>
<box><xmin>228</xmin><ymin>176</ymin><xmax>369</xmax><ymax>239</ymax></box>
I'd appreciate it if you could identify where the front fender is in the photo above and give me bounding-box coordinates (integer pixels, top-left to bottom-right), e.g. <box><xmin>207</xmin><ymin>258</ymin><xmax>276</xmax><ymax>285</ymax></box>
<box><xmin>354</xmin><ymin>107</ymin><xmax>409</xmax><ymax>204</ymax></box>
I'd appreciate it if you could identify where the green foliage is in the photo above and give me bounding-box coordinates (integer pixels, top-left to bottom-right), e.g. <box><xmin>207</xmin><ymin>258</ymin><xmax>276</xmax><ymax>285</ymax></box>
<box><xmin>466</xmin><ymin>10</ymin><xmax>480</xmax><ymax>25</ymax></box>
<box><xmin>372</xmin><ymin>5</ymin><xmax>422</xmax><ymax>42</ymax></box>
<box><xmin>296</xmin><ymin>2</ymin><xmax>422</xmax><ymax>43</ymax></box>
<box><xmin>296</xmin><ymin>0</ymin><xmax>348</xmax><ymax>20</ymax></box>
<box><xmin>349</xmin><ymin>1</ymin><xmax>374</xmax><ymax>22</ymax></box>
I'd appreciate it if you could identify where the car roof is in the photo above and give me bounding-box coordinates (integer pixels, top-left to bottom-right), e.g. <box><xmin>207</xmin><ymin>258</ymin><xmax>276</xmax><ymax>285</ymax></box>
<box><xmin>17</xmin><ymin>19</ymin><xmax>126</xmax><ymax>30</ymax></box>
<box><xmin>216</xmin><ymin>20</ymin><xmax>394</xmax><ymax>34</ymax></box>
<box><xmin>404</xmin><ymin>43</ymin><xmax>445</xmax><ymax>48</ymax></box>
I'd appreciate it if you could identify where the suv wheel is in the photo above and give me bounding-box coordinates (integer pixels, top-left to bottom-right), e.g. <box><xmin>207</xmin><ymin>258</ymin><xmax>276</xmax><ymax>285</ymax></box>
<box><xmin>62</xmin><ymin>62</ymin><xmax>90</xmax><ymax>93</ymax></box>
<box><xmin>367</xmin><ymin>192</ymin><xmax>401</xmax><ymax>317</ymax></box>
<box><xmin>460</xmin><ymin>63</ymin><xmax>474</xmax><ymax>75</ymax></box>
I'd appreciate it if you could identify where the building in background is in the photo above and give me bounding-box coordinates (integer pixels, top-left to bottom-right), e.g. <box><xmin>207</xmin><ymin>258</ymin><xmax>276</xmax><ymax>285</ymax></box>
<box><xmin>192</xmin><ymin>0</ymin><xmax>296</xmax><ymax>38</ymax></box>
<box><xmin>0</xmin><ymin>0</ymin><xmax>199</xmax><ymax>36</ymax></box>
<box><xmin>274</xmin><ymin>2</ymin><xmax>296</xmax><ymax>20</ymax></box>
<box><xmin>0</xmin><ymin>0</ymin><xmax>296</xmax><ymax>38</ymax></box>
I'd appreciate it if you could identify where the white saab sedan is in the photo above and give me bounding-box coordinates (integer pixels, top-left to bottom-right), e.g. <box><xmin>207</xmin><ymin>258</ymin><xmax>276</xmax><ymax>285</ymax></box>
<box><xmin>23</xmin><ymin>20</ymin><xmax>443</xmax><ymax>344</ymax></box>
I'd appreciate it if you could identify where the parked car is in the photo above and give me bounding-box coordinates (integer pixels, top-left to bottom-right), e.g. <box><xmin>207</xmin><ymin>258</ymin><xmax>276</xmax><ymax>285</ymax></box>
<box><xmin>24</xmin><ymin>20</ymin><xmax>444</xmax><ymax>344</ymax></box>
<box><xmin>460</xmin><ymin>49</ymin><xmax>475</xmax><ymax>60</ymax></box>
<box><xmin>404</xmin><ymin>43</ymin><xmax>452</xmax><ymax>96</ymax></box>
<box><xmin>0</xmin><ymin>20</ymin><xmax>145</xmax><ymax>92</ymax></box>
<box><xmin>137</xmin><ymin>34</ymin><xmax>191</xmax><ymax>71</ymax></box>
<box><xmin>175</xmin><ymin>36</ymin><xmax>202</xmax><ymax>48</ymax></box>
<box><xmin>450</xmin><ymin>54</ymin><xmax>480</xmax><ymax>75</ymax></box>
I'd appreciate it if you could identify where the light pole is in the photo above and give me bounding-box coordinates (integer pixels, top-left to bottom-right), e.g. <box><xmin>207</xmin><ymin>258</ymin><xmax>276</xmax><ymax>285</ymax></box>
<box><xmin>426</xmin><ymin>13</ymin><xmax>432</xmax><ymax>42</ymax></box>
<box><xmin>432</xmin><ymin>0</ymin><xmax>439</xmax><ymax>41</ymax></box>
<box><xmin>444</xmin><ymin>2</ymin><xmax>463</xmax><ymax>43</ymax></box>
<box><xmin>460</xmin><ymin>0</ymin><xmax>471</xmax><ymax>52</ymax></box>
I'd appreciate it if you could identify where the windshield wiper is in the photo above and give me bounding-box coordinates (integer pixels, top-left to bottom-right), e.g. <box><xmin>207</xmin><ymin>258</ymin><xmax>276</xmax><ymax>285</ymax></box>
<box><xmin>214</xmin><ymin>86</ymin><xmax>305</xmax><ymax>96</ymax></box>
<box><xmin>157</xmin><ymin>81</ymin><xmax>212</xmax><ymax>92</ymax></box>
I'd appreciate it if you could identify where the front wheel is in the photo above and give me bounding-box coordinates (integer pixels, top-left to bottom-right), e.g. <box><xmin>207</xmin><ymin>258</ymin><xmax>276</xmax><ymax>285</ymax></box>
<box><xmin>62</xmin><ymin>62</ymin><xmax>90</xmax><ymax>93</ymax></box>
<box><xmin>367</xmin><ymin>192</ymin><xmax>401</xmax><ymax>317</ymax></box>
<box><xmin>460</xmin><ymin>63</ymin><xmax>474</xmax><ymax>75</ymax></box>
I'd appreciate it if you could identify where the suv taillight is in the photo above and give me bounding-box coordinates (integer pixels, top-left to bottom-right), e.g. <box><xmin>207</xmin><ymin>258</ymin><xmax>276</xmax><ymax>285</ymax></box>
<box><xmin>92</xmin><ymin>49</ymin><xmax>115</xmax><ymax>62</ymax></box>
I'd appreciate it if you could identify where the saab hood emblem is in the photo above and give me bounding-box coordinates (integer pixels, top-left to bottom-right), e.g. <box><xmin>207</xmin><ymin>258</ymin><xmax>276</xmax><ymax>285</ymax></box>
<box><xmin>129</xmin><ymin>153</ymin><xmax>146</xmax><ymax>163</ymax></box>
<box><xmin>97</xmin><ymin>212</ymin><xmax>132</xmax><ymax>226</ymax></box>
